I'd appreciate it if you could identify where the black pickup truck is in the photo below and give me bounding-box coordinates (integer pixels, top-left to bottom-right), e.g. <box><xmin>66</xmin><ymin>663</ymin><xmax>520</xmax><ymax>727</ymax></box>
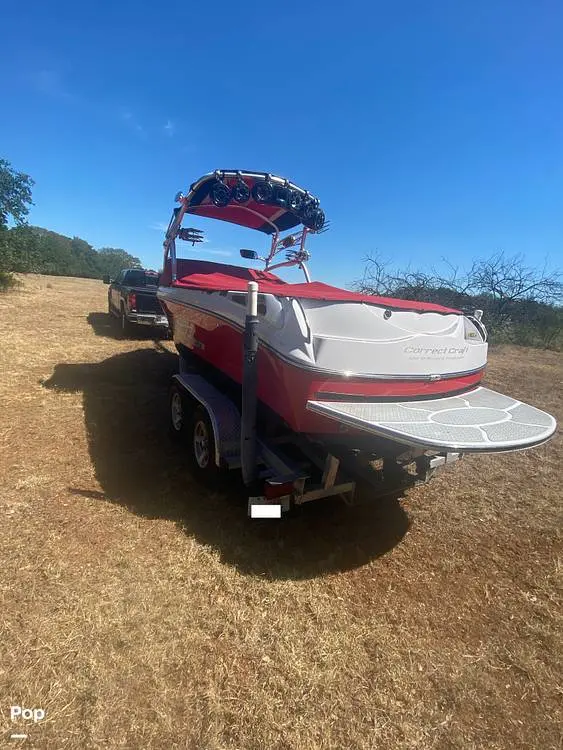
<box><xmin>105</xmin><ymin>268</ymin><xmax>169</xmax><ymax>336</ymax></box>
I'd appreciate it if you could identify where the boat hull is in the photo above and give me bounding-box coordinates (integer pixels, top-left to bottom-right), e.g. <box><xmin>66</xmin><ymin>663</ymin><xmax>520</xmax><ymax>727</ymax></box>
<box><xmin>159</xmin><ymin>294</ymin><xmax>484</xmax><ymax>435</ymax></box>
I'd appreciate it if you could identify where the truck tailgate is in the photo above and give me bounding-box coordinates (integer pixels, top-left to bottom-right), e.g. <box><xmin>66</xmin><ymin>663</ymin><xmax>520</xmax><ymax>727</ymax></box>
<box><xmin>135</xmin><ymin>292</ymin><xmax>163</xmax><ymax>313</ymax></box>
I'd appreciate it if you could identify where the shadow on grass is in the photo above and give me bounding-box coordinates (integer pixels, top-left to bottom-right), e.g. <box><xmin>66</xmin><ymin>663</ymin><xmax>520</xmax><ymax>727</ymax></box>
<box><xmin>87</xmin><ymin>311</ymin><xmax>168</xmax><ymax>341</ymax></box>
<box><xmin>42</xmin><ymin>347</ymin><xmax>410</xmax><ymax>580</ymax></box>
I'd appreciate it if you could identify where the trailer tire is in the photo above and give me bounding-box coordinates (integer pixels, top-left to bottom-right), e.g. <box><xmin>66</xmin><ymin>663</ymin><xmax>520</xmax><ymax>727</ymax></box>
<box><xmin>189</xmin><ymin>405</ymin><xmax>218</xmax><ymax>478</ymax></box>
<box><xmin>168</xmin><ymin>383</ymin><xmax>189</xmax><ymax>442</ymax></box>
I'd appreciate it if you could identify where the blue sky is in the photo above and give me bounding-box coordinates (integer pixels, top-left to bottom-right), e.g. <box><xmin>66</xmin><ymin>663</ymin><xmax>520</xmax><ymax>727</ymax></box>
<box><xmin>1</xmin><ymin>0</ymin><xmax>561</xmax><ymax>286</ymax></box>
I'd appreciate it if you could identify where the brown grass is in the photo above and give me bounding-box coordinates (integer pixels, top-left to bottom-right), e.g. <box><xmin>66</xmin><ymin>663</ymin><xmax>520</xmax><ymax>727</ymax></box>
<box><xmin>0</xmin><ymin>274</ymin><xmax>561</xmax><ymax>750</ymax></box>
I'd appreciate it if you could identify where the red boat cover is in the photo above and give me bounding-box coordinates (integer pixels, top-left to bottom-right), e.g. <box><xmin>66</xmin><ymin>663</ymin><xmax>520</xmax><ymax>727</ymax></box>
<box><xmin>161</xmin><ymin>260</ymin><xmax>460</xmax><ymax>314</ymax></box>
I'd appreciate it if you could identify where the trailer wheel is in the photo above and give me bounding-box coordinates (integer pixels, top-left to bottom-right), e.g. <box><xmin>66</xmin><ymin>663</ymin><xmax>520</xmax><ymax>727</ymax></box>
<box><xmin>168</xmin><ymin>383</ymin><xmax>189</xmax><ymax>442</ymax></box>
<box><xmin>189</xmin><ymin>405</ymin><xmax>218</xmax><ymax>477</ymax></box>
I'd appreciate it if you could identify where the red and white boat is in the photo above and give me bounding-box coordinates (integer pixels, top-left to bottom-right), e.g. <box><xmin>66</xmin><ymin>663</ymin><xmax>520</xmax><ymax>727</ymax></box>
<box><xmin>158</xmin><ymin>170</ymin><xmax>556</xmax><ymax>454</ymax></box>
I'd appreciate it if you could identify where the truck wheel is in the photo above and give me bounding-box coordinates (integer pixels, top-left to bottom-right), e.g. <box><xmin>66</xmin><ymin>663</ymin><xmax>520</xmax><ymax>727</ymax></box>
<box><xmin>189</xmin><ymin>405</ymin><xmax>218</xmax><ymax>478</ymax></box>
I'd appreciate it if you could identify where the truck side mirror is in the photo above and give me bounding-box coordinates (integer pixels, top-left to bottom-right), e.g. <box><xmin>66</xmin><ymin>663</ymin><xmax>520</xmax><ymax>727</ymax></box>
<box><xmin>102</xmin><ymin>274</ymin><xmax>111</xmax><ymax>284</ymax></box>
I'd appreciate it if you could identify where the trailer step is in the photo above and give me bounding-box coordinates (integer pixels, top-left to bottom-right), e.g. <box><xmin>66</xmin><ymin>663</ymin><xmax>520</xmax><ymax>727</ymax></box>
<box><xmin>307</xmin><ymin>387</ymin><xmax>556</xmax><ymax>453</ymax></box>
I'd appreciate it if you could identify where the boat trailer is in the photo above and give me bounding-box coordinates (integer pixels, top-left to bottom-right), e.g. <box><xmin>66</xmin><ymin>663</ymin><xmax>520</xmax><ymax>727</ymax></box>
<box><xmin>168</xmin><ymin>282</ymin><xmax>463</xmax><ymax>518</ymax></box>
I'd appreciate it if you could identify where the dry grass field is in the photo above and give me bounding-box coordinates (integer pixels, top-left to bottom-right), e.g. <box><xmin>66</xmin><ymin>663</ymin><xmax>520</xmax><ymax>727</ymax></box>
<box><xmin>0</xmin><ymin>274</ymin><xmax>561</xmax><ymax>750</ymax></box>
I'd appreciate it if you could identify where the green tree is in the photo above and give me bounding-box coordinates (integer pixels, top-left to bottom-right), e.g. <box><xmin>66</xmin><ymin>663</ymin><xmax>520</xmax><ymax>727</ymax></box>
<box><xmin>32</xmin><ymin>228</ymin><xmax>75</xmax><ymax>275</ymax></box>
<box><xmin>96</xmin><ymin>248</ymin><xmax>142</xmax><ymax>279</ymax></box>
<box><xmin>71</xmin><ymin>237</ymin><xmax>100</xmax><ymax>278</ymax></box>
<box><xmin>0</xmin><ymin>159</ymin><xmax>34</xmax><ymax>227</ymax></box>
<box><xmin>0</xmin><ymin>159</ymin><xmax>35</xmax><ymax>287</ymax></box>
<box><xmin>0</xmin><ymin>226</ymin><xmax>41</xmax><ymax>273</ymax></box>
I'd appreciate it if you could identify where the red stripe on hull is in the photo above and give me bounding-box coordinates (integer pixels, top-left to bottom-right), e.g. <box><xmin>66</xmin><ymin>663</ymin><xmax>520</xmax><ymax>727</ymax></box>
<box><xmin>164</xmin><ymin>302</ymin><xmax>484</xmax><ymax>434</ymax></box>
<box><xmin>258</xmin><ymin>349</ymin><xmax>483</xmax><ymax>433</ymax></box>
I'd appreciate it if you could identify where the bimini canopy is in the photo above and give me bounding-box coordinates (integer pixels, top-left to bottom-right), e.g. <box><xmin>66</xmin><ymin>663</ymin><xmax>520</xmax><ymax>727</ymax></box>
<box><xmin>181</xmin><ymin>170</ymin><xmax>326</xmax><ymax>235</ymax></box>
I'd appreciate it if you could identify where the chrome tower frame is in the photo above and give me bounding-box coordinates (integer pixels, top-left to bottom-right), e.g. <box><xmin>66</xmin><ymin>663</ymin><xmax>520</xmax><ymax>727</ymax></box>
<box><xmin>163</xmin><ymin>171</ymin><xmax>324</xmax><ymax>283</ymax></box>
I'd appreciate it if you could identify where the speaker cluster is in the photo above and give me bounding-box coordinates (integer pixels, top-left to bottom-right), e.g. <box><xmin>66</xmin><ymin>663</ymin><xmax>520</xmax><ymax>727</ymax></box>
<box><xmin>209</xmin><ymin>176</ymin><xmax>325</xmax><ymax>231</ymax></box>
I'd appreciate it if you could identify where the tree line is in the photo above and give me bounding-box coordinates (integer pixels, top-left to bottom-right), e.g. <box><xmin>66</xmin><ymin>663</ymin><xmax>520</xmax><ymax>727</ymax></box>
<box><xmin>1</xmin><ymin>224</ymin><xmax>142</xmax><ymax>281</ymax></box>
<box><xmin>0</xmin><ymin>158</ymin><xmax>142</xmax><ymax>288</ymax></box>
<box><xmin>355</xmin><ymin>253</ymin><xmax>562</xmax><ymax>349</ymax></box>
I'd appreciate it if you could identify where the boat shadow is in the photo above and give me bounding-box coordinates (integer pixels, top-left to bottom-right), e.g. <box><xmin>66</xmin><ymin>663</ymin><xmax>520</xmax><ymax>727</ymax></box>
<box><xmin>42</xmin><ymin>345</ymin><xmax>410</xmax><ymax>580</ymax></box>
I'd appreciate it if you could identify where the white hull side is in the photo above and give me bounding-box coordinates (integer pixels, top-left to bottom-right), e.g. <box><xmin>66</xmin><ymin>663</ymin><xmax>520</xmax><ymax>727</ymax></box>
<box><xmin>158</xmin><ymin>287</ymin><xmax>487</xmax><ymax>379</ymax></box>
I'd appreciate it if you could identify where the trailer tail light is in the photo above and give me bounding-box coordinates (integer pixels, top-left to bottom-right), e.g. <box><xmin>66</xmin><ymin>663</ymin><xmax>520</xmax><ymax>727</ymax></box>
<box><xmin>128</xmin><ymin>292</ymin><xmax>137</xmax><ymax>310</ymax></box>
<box><xmin>264</xmin><ymin>480</ymin><xmax>294</xmax><ymax>500</ymax></box>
